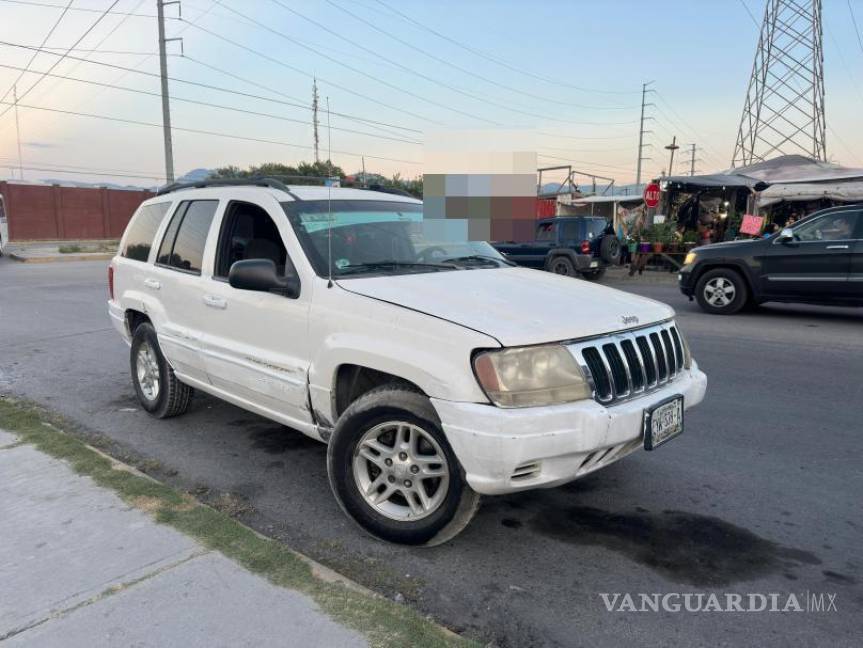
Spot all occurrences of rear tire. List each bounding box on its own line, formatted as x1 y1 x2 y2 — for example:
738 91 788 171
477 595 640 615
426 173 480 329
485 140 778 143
599 235 621 264
549 255 576 277
695 268 748 315
130 322 193 418
327 384 480 546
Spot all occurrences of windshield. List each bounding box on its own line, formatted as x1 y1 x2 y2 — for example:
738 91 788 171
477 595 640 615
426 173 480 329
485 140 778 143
281 199 511 277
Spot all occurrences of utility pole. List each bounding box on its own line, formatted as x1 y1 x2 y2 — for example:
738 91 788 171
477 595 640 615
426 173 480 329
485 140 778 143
157 1 181 183
312 78 320 163
635 81 654 188
687 143 700 176
12 84 23 180
664 136 679 178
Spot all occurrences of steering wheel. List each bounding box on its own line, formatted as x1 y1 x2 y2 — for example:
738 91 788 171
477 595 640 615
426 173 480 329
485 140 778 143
416 246 449 263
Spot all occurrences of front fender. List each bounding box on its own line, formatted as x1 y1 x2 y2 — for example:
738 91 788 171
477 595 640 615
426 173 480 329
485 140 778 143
307 286 498 425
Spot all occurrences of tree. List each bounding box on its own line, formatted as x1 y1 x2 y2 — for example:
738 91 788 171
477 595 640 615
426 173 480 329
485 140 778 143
210 160 345 185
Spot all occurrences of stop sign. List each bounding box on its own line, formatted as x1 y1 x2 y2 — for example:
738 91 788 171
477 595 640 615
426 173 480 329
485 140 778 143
643 182 661 208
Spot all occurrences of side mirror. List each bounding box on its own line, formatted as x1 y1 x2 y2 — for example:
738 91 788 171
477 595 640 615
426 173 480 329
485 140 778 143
777 227 795 243
228 259 300 298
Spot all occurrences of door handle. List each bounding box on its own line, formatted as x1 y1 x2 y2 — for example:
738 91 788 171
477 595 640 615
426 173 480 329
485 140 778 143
202 294 227 309
143 278 161 290
826 245 849 250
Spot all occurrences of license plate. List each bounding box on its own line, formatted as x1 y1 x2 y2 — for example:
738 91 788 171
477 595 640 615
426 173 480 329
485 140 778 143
643 395 684 450
590 261 599 268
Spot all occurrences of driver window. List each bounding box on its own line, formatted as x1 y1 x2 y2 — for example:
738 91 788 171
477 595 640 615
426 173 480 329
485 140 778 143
794 212 858 242
214 201 292 278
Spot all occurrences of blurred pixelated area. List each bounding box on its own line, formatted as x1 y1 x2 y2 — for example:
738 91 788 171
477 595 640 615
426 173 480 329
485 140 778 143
422 130 538 243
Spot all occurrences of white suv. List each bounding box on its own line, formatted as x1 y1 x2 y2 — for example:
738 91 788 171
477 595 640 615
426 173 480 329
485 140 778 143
108 179 707 545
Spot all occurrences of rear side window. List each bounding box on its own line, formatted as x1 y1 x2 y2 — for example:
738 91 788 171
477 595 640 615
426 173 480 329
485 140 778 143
122 202 171 262
584 218 608 239
156 200 218 274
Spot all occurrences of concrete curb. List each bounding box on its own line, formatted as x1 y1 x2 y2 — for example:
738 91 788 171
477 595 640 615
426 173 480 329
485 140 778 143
7 252 113 263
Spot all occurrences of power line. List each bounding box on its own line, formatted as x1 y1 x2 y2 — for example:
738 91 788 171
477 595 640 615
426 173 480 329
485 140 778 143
0 41 423 133
209 1 491 125
0 0 168 19
181 21 440 126
371 0 639 96
0 100 423 165
0 0 72 106
0 64 424 143
259 0 640 126
0 154 164 178
324 0 639 112
1 164 165 181
847 0 863 56
0 0 121 119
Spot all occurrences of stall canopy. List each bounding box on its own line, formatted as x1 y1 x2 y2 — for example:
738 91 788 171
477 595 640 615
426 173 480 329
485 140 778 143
724 155 863 185
662 174 768 192
756 181 863 207
661 155 863 204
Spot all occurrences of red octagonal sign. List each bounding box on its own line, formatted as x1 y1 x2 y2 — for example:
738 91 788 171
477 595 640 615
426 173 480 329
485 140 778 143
643 182 661 208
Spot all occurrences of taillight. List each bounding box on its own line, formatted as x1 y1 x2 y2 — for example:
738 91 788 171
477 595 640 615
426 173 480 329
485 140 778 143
108 265 115 300
580 240 591 254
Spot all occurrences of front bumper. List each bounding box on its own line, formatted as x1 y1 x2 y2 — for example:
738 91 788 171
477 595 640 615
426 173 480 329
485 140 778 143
432 363 707 495
678 264 696 297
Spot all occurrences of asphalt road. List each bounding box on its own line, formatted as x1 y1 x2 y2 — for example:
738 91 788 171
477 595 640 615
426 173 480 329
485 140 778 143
2 257 861 647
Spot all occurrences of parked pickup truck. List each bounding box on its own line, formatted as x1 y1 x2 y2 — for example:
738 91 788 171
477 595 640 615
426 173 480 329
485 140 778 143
493 216 621 280
108 179 706 545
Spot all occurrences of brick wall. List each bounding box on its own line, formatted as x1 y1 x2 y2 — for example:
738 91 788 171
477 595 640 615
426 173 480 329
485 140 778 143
0 181 154 241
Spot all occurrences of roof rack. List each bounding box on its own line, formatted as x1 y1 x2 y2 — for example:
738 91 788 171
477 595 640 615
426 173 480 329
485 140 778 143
155 177 292 196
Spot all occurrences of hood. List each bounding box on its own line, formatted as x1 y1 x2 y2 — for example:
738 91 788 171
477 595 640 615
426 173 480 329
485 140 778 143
695 238 764 254
337 267 674 347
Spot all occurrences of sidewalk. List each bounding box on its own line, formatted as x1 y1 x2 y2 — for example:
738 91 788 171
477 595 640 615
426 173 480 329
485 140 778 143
0 402 470 648
601 264 680 285
3 240 116 263
0 428 367 647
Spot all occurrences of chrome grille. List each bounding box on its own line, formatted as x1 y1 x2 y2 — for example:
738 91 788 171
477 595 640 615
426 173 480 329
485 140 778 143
569 322 686 405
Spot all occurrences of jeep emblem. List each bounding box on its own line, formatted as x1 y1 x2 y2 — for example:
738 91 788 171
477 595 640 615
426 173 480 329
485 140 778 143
621 315 639 326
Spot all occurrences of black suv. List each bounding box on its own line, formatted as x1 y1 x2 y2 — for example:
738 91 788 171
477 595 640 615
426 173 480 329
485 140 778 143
679 204 863 314
492 216 620 280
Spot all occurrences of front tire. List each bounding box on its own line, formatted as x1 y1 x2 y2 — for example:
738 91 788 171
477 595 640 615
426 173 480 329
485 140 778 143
130 322 193 418
695 268 748 315
327 385 480 545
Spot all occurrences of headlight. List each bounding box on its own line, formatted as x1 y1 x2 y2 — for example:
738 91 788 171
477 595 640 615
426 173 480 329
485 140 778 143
473 344 591 408
683 251 697 266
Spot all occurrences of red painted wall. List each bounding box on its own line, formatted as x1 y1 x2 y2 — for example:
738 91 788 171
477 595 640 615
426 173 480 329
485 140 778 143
0 181 154 241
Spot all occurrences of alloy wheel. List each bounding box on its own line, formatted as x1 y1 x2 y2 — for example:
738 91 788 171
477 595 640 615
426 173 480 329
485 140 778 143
704 276 736 308
136 342 161 401
352 421 450 521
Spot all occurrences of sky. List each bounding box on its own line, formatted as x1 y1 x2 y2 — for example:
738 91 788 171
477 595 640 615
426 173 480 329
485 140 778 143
0 0 861 189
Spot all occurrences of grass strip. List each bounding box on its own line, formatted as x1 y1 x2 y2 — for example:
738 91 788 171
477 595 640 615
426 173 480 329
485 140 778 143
0 396 476 648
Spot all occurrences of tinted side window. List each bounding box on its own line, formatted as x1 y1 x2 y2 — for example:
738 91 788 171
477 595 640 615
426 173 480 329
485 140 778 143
157 200 218 274
536 222 556 241
560 221 582 240
795 211 858 242
122 202 171 262
585 218 608 238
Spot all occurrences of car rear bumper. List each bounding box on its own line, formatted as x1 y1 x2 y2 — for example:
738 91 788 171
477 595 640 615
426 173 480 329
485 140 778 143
573 254 603 271
431 362 707 495
108 300 131 343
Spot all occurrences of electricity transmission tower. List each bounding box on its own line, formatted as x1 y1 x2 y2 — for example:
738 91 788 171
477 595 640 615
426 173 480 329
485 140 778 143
635 81 655 187
732 0 826 167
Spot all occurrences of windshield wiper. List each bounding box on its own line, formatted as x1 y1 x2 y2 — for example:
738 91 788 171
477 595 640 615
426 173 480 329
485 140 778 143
443 255 514 267
337 260 456 275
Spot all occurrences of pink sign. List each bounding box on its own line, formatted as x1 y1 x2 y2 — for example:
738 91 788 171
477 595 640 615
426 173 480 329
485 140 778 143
739 214 764 236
